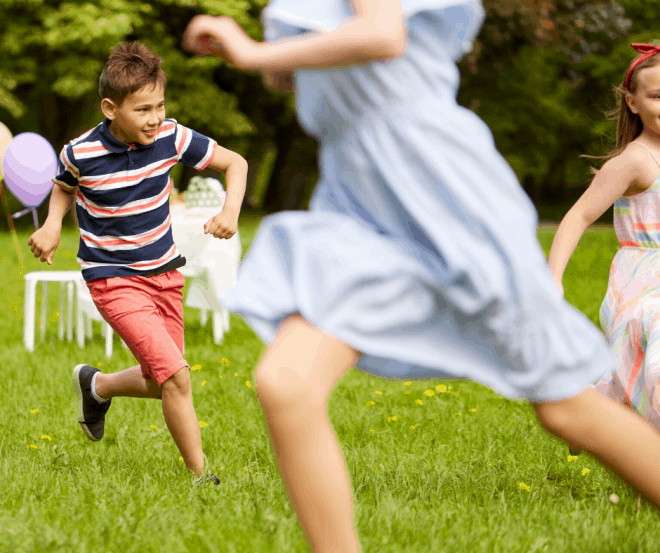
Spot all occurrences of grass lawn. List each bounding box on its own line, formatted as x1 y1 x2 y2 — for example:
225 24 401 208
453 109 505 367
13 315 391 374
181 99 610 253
0 218 657 553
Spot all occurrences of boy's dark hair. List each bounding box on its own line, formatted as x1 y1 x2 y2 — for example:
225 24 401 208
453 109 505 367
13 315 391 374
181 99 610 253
99 41 167 105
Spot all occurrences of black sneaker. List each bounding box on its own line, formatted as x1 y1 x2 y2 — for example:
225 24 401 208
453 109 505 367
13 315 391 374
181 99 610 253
72 364 112 441
194 473 221 486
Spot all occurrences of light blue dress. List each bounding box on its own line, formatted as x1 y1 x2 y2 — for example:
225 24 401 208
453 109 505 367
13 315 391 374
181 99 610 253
220 0 614 401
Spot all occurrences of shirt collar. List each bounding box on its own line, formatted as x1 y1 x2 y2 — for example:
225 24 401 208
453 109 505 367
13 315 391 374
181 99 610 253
99 118 153 153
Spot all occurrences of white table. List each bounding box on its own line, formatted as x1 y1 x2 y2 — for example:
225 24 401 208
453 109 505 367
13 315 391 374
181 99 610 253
170 205 241 344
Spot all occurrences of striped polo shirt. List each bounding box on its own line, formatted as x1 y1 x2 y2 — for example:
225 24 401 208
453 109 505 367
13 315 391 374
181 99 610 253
53 117 216 281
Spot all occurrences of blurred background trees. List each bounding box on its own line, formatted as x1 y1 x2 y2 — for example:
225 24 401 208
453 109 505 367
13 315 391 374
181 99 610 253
0 0 658 228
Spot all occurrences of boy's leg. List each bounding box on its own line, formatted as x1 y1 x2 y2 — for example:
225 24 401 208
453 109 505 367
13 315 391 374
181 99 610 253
95 366 162 399
255 314 361 553
161 366 204 476
534 388 660 508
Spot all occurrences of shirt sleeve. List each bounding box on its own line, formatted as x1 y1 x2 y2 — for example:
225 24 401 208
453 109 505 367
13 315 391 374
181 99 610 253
52 143 79 193
174 123 217 170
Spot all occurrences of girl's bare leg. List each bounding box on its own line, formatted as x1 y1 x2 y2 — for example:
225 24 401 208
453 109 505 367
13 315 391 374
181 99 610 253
534 388 660 507
255 315 361 553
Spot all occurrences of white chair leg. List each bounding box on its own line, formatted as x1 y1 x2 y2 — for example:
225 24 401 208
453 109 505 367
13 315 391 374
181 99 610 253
67 282 74 342
222 308 230 332
200 308 209 327
212 311 224 344
85 313 92 339
105 322 113 358
76 304 85 348
58 282 65 340
23 280 37 352
40 282 48 341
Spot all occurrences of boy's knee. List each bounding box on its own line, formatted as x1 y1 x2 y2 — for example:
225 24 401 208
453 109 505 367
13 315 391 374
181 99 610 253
161 366 191 396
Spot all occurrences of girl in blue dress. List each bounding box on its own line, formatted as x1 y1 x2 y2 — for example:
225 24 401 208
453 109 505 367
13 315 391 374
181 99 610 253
183 1 660 550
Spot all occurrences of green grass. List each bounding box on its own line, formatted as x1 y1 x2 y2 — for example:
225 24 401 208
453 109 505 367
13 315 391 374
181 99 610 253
0 220 657 552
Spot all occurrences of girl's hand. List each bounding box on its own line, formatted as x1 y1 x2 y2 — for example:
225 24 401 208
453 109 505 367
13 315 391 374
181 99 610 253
204 209 238 240
182 15 259 69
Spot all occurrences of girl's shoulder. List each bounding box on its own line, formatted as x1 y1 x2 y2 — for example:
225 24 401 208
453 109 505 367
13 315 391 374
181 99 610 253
608 140 660 196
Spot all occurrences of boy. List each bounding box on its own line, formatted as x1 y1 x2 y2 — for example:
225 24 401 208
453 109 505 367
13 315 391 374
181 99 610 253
27 41 248 481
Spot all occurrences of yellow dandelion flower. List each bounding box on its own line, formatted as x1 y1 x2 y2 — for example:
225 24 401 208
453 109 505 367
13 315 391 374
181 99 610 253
519 482 530 492
234 372 238 376
582 468 590 476
410 425 416 429
190 364 202 371
98 362 103 367
387 417 391 422
391 416 398 421
245 381 252 388
28 444 38 450
469 408 477 413
365 400 375 406
424 389 435 397
404 382 411 386
40 435 52 441
179 457 184 462
455 412 462 416
222 358 230 366
488 463 492 467
201 381 207 387
30 409 39 414
448 385 452 392
219 375 223 379
435 384 447 393
199 421 208 428
375 390 383 395
567 455 578 462
415 399 423 405
369 429 374 432
150 425 158 431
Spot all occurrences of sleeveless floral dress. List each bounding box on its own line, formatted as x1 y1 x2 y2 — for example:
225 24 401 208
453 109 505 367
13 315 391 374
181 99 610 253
595 143 660 428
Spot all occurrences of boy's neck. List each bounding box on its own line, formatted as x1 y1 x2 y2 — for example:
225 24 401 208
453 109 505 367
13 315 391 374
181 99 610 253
108 120 134 146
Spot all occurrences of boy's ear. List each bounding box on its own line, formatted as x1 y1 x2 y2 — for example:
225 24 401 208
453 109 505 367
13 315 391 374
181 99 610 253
101 98 118 120
625 93 639 115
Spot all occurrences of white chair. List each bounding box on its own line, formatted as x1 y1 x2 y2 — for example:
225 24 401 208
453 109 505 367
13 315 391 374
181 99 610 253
23 271 118 358
23 271 79 352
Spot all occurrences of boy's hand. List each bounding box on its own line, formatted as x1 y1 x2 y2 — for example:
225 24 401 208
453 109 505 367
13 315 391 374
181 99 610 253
204 209 238 240
182 15 258 70
27 221 62 265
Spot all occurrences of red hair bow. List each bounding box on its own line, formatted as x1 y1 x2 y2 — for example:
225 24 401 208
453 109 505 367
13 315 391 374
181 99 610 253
625 43 660 90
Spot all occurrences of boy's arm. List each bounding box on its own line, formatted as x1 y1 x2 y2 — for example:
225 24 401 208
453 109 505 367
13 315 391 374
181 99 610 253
202 145 248 239
28 185 78 264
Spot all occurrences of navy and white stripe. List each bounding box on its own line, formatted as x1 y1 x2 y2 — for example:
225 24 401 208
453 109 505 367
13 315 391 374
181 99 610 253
53 118 216 281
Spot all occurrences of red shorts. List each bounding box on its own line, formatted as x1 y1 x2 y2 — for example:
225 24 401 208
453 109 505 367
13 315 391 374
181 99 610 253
87 270 188 386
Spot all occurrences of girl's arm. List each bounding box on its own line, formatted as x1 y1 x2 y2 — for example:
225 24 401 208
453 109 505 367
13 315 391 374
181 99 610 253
182 0 406 71
547 148 648 294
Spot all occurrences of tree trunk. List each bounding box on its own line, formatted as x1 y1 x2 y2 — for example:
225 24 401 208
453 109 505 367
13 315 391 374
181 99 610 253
263 123 296 212
243 137 273 208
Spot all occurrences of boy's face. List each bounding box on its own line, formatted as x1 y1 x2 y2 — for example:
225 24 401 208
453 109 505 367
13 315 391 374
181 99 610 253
101 84 166 146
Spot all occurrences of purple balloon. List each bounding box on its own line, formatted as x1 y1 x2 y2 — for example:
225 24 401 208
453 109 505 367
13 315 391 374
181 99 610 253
2 132 57 208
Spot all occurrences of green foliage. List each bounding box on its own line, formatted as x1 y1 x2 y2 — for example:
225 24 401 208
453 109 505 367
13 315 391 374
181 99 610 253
0 0 265 144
